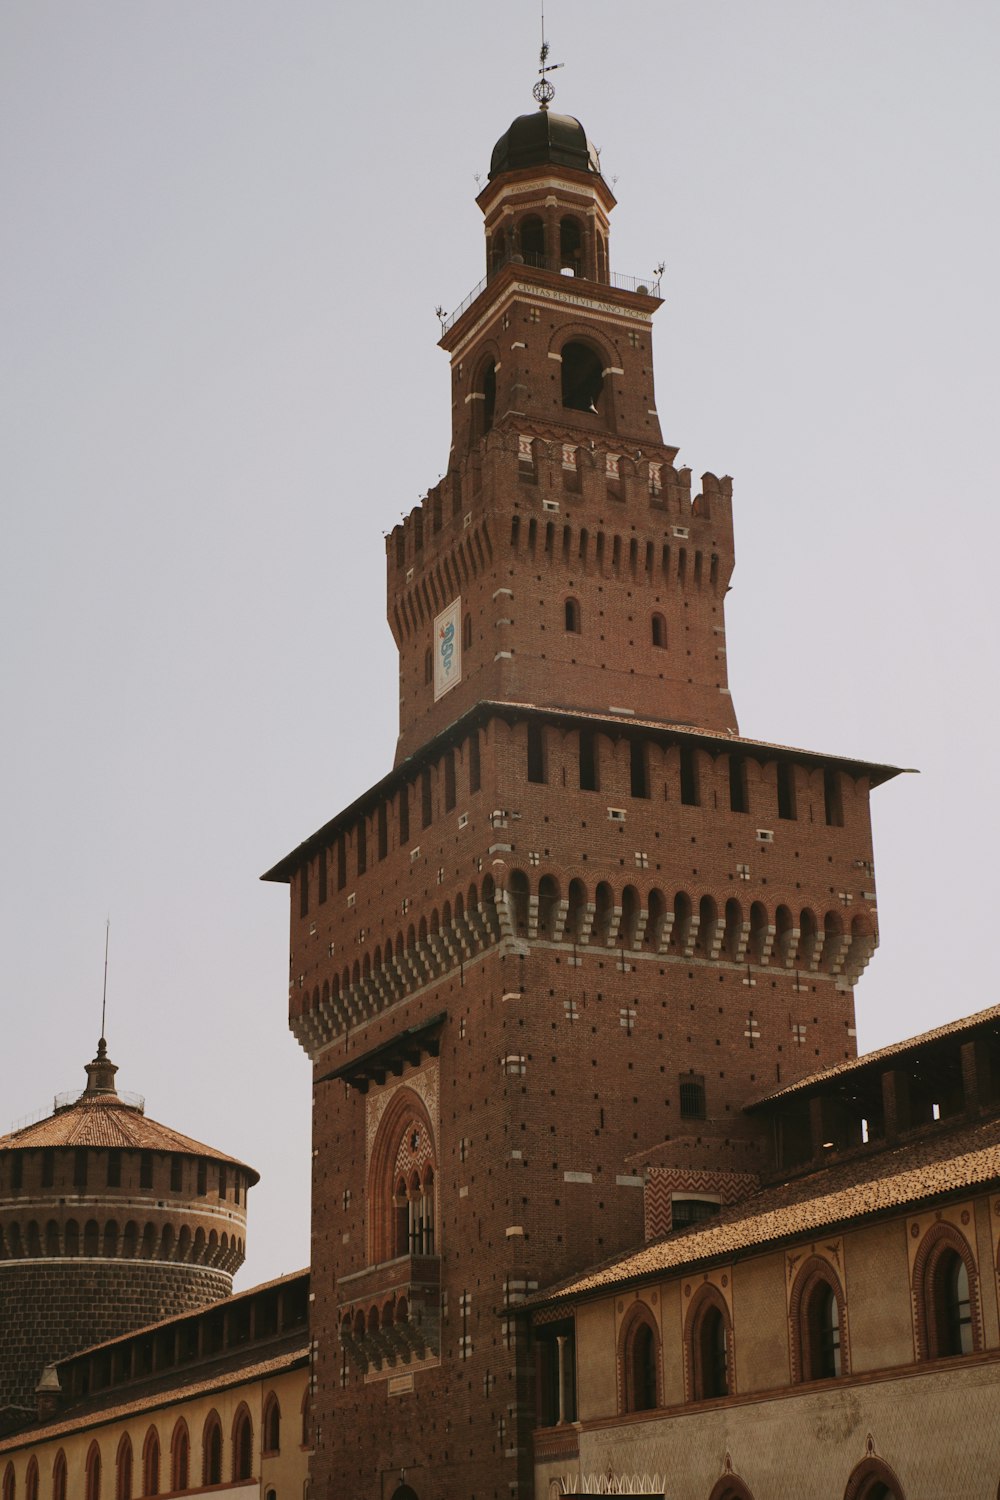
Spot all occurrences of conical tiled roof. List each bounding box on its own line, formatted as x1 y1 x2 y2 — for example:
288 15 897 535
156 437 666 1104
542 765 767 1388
0 1038 258 1182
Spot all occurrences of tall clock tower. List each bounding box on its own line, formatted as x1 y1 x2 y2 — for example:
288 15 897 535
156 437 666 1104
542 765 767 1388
266 96 894 1500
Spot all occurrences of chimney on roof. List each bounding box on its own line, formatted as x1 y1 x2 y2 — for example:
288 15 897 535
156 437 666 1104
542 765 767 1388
83 1036 119 1098
34 1364 61 1421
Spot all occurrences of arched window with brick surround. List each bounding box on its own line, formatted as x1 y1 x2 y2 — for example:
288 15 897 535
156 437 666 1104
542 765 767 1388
85 1442 102 1500
52 1453 67 1500
24 1460 37 1500
843 1455 907 1500
789 1256 848 1382
202 1412 222 1487
2 1463 14 1500
368 1087 438 1265
114 1435 132 1500
914 1221 980 1360
169 1421 189 1493
708 1478 756 1500
141 1428 160 1496
263 1391 281 1454
685 1285 733 1402
231 1405 253 1483
618 1302 660 1413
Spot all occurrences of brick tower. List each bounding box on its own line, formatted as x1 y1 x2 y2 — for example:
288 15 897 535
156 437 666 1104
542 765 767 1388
266 101 898 1500
0 1037 257 1425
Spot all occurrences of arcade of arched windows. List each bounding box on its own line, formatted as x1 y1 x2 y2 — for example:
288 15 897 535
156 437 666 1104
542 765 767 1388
508 509 720 594
485 210 599 281
5 1385 308 1500
0 1216 244 1270
340 1284 439 1376
293 871 877 1054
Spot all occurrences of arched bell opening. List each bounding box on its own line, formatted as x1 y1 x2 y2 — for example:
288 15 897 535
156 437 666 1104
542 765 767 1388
561 340 606 418
559 215 584 275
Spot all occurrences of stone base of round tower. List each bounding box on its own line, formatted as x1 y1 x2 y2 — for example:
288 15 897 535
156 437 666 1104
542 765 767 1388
0 1260 231 1415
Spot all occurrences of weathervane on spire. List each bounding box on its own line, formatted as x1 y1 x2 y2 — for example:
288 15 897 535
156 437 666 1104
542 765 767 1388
532 4 562 109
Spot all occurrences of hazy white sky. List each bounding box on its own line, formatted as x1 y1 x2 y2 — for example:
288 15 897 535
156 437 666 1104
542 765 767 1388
2 1 998 1289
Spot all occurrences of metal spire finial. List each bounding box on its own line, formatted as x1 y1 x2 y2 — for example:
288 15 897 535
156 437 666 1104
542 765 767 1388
100 917 110 1045
532 4 562 109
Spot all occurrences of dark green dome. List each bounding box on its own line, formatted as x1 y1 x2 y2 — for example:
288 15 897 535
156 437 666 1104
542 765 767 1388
489 110 602 181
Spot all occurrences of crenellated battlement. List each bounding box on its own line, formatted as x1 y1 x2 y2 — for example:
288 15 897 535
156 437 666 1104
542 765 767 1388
386 428 733 581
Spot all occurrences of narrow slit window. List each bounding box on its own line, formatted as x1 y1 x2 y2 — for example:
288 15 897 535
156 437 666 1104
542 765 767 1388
777 761 797 820
679 745 699 806
630 740 649 799
579 731 598 792
468 731 481 793
421 767 433 828
824 767 844 827
444 749 456 811
729 754 748 813
527 723 546 784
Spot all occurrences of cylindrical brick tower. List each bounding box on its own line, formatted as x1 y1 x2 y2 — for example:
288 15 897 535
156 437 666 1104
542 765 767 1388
0 1037 258 1421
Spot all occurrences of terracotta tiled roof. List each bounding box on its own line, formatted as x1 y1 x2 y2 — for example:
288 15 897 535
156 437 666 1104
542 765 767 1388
0 1097 258 1178
0 1346 309 1454
526 1114 1000 1308
747 1002 1000 1109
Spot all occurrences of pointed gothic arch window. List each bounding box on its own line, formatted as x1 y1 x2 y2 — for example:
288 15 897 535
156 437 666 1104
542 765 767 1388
708 1480 757 1500
202 1413 222 1487
368 1089 438 1264
52 1453 67 1500
115 1436 132 1500
231 1406 253 1483
263 1392 281 1454
843 1458 906 1500
85 1443 102 1500
24 1461 37 1500
141 1429 160 1497
2 1464 14 1500
170 1421 189 1493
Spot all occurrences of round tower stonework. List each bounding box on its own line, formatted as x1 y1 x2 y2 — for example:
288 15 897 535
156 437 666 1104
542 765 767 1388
0 1039 257 1420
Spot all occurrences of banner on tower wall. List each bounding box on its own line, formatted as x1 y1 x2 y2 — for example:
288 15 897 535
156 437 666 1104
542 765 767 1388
433 597 462 702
